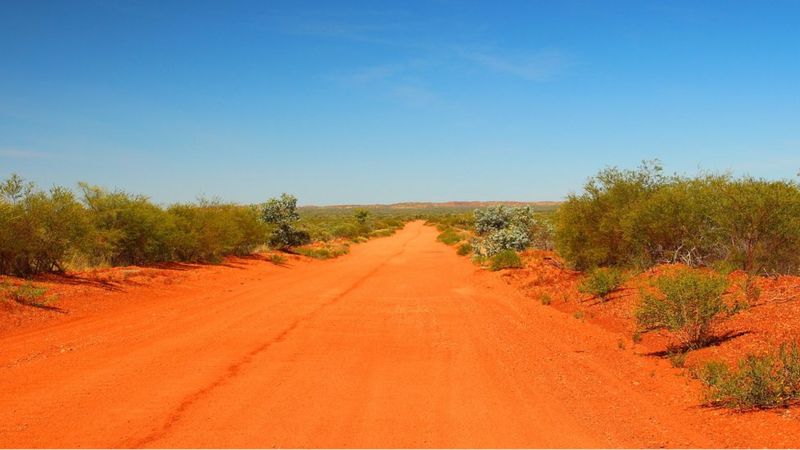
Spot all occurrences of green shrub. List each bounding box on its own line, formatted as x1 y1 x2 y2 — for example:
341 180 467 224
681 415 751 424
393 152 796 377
636 268 728 349
473 206 535 256
0 175 279 273
668 350 688 368
555 162 800 274
0 175 90 275
330 222 361 240
81 185 267 265
437 228 463 245
1 281 55 307
696 342 800 409
80 183 175 265
489 250 522 271
471 206 553 256
295 243 349 260
369 228 395 238
168 201 267 263
354 209 369 225
296 207 412 244
267 254 287 265
578 267 625 300
262 194 311 249
457 242 472 256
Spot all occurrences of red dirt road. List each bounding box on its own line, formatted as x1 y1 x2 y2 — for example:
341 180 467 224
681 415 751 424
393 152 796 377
1 222 798 448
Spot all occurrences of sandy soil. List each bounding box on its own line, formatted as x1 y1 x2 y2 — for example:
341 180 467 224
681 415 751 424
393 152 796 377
1 222 799 448
504 250 800 369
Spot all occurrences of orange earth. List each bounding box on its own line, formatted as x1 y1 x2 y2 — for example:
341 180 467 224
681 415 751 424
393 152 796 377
1 221 799 448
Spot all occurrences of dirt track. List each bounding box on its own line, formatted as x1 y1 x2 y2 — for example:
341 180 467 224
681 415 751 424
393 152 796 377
1 222 798 448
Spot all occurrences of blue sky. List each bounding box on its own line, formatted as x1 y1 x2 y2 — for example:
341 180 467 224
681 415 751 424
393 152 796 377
1 1 798 205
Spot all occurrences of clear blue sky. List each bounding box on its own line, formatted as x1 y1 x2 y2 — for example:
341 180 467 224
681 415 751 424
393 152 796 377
1 1 798 205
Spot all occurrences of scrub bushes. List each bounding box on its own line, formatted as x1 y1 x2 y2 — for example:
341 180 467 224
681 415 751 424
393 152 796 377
297 208 407 243
472 205 551 257
262 194 311 250
578 267 625 301
0 175 89 275
489 249 523 271
555 161 800 274
0 174 279 274
437 228 464 245
636 268 729 349
697 342 800 409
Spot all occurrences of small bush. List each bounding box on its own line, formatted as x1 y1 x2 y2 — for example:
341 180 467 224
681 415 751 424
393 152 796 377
262 194 311 249
539 293 552 305
554 162 800 274
578 267 625 300
295 243 349 260
268 254 287 265
472 205 550 257
696 342 800 409
354 209 369 225
668 350 688 368
369 228 395 238
489 250 522 271
457 242 472 256
734 275 761 308
1 176 89 275
330 223 361 240
636 268 728 349
437 228 463 245
1 281 54 307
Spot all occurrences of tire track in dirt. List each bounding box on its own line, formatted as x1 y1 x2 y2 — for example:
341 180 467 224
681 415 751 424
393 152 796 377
2 222 799 448
128 226 423 447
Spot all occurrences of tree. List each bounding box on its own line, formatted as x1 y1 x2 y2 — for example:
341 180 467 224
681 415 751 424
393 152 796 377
354 208 370 225
261 194 310 249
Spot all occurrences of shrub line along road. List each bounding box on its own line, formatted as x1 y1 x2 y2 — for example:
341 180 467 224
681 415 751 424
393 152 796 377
0 222 797 448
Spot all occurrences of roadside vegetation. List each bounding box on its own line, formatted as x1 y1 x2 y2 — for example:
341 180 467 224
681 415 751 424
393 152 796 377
1 280 56 308
0 175 269 275
578 267 626 301
636 268 729 350
0 174 414 277
297 207 410 243
555 160 800 275
696 342 800 409
5 164 800 414
430 204 555 273
489 250 523 271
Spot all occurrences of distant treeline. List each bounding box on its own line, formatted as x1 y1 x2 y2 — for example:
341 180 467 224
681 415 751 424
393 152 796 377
0 175 408 277
0 175 269 276
555 161 800 275
5 162 800 277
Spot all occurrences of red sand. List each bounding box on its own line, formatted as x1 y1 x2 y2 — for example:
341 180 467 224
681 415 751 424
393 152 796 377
1 222 798 447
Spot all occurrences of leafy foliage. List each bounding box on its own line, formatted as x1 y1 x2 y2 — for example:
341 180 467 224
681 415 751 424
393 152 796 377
1 281 55 307
261 194 311 249
437 228 463 245
296 207 407 243
697 342 800 409
636 268 729 349
555 161 800 274
578 267 625 300
294 242 350 259
489 249 523 271
0 175 89 275
0 174 274 274
472 205 551 257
